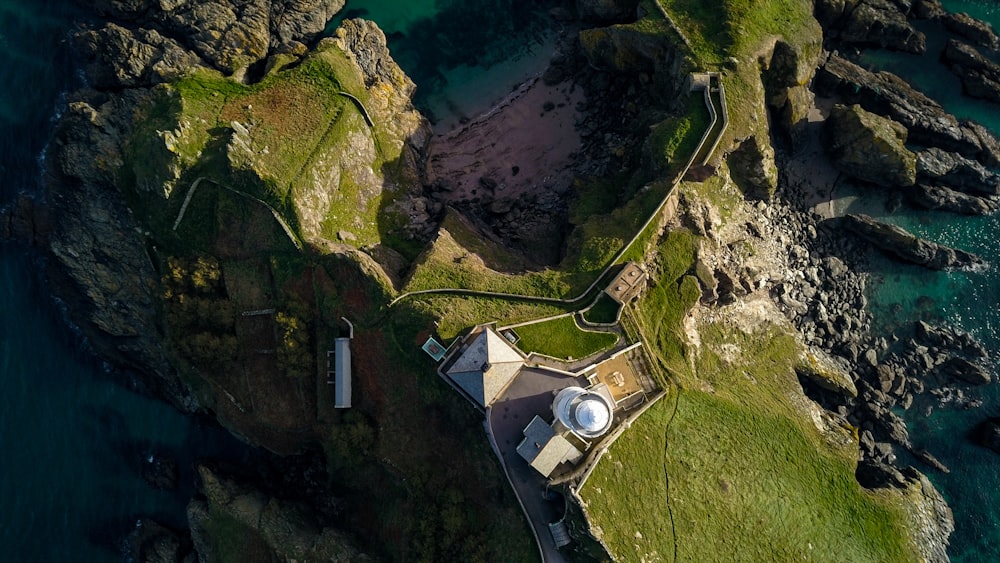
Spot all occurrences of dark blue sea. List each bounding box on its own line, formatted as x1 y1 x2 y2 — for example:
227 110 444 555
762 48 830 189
3 0 998 560
0 0 556 560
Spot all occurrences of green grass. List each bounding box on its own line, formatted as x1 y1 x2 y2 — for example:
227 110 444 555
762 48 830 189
583 293 622 324
405 295 571 342
514 316 618 360
630 230 701 379
582 321 920 562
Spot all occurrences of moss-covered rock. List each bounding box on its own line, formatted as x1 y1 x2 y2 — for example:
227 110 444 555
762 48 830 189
189 465 371 562
728 135 778 201
823 104 917 188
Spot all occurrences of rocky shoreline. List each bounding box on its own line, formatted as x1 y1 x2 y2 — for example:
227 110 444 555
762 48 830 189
10 0 1000 559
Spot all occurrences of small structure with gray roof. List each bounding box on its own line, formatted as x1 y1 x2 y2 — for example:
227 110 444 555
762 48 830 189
517 415 584 478
334 317 354 409
604 262 648 304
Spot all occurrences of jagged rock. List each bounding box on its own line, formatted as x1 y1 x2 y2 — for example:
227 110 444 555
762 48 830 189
899 467 955 563
942 12 1000 50
270 0 347 47
856 458 908 488
189 465 371 562
728 135 779 200
126 517 194 563
915 320 989 358
912 0 945 19
797 351 859 398
816 54 1000 167
916 147 1000 195
908 183 999 215
823 104 916 187
74 23 204 88
141 452 180 490
942 39 1000 104
842 214 985 270
578 20 689 95
937 357 991 385
911 448 950 474
815 0 926 53
974 418 1000 454
576 0 639 23
763 38 823 146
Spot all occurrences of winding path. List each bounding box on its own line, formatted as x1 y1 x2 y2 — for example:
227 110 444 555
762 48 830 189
388 73 728 311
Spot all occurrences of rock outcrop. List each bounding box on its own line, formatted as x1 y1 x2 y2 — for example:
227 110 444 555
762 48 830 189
188 465 370 562
80 0 346 75
975 418 1000 454
909 183 999 215
942 39 1000 104
74 23 204 89
763 38 823 147
576 0 640 23
942 11 1000 50
823 103 916 187
916 147 1000 195
816 54 1000 167
814 0 926 53
842 214 985 270
728 135 779 200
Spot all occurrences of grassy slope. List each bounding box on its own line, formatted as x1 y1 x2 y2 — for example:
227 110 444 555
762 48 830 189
514 315 619 360
402 89 710 301
580 3 921 560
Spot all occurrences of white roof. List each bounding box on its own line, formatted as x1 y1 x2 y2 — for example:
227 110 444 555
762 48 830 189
576 399 610 432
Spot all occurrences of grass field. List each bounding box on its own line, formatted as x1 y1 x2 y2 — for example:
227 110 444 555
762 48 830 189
514 316 619 360
583 318 920 562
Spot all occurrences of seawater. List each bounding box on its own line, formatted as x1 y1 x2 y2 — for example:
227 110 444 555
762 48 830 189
0 0 562 560
857 1 1000 559
331 0 562 130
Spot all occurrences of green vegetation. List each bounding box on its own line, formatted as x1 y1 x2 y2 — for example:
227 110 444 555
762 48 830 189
583 293 622 324
204 508 275 563
583 323 918 562
630 230 701 377
514 316 619 360
403 295 570 342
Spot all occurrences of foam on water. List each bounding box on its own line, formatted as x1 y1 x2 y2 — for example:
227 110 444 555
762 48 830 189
858 3 1000 558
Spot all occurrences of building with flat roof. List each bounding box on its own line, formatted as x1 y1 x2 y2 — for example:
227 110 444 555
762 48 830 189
605 262 648 304
441 324 527 408
334 317 354 409
516 415 584 478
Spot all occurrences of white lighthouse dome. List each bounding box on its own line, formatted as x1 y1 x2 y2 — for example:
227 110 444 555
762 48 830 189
575 399 610 433
553 386 614 438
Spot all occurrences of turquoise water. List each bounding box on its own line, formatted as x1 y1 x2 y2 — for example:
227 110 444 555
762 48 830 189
859 2 1000 559
332 0 561 129
0 1 563 560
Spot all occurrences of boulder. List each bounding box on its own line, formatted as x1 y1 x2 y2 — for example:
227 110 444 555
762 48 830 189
937 357 991 385
974 418 1000 454
728 135 779 200
576 0 639 23
916 147 1000 195
910 448 950 473
73 23 204 89
841 214 985 270
912 0 945 19
908 183 999 215
815 0 926 53
125 517 194 563
823 104 917 187
915 320 989 358
942 12 1000 50
816 54 1000 167
942 40 1000 104
763 38 823 145
189 465 372 561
